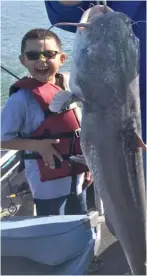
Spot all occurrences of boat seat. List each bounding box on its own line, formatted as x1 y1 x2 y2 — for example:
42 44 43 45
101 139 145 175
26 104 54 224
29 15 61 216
1 212 101 275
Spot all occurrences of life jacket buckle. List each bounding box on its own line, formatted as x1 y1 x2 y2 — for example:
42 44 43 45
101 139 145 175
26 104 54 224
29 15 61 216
65 105 70 111
61 105 70 112
75 129 81 138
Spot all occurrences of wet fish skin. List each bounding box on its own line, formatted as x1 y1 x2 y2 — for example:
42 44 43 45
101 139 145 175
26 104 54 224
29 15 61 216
77 12 146 275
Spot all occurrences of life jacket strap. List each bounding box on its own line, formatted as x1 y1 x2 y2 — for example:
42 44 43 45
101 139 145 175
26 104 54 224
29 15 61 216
44 104 76 118
28 128 81 140
23 152 70 160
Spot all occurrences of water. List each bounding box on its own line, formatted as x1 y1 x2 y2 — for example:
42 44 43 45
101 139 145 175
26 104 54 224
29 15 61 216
1 1 75 109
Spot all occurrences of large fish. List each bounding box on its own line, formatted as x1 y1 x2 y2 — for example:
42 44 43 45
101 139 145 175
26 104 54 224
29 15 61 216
49 4 146 275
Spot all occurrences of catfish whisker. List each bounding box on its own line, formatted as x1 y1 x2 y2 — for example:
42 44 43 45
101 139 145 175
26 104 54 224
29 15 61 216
131 20 146 27
77 6 85 13
89 3 95 8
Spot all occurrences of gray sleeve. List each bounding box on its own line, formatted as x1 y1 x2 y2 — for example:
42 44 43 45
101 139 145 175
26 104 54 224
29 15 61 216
1 90 26 141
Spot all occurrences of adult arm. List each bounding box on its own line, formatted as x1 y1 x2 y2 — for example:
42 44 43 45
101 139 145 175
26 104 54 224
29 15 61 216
44 0 97 32
45 1 143 31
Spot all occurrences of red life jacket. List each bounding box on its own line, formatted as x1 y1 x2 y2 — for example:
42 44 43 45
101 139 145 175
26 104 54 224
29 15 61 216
9 76 88 182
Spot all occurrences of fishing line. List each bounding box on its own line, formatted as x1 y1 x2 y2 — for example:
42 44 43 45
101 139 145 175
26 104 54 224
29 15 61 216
1 65 20 80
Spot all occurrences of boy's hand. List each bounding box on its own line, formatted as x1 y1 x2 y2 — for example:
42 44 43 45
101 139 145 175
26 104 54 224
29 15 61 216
36 139 63 169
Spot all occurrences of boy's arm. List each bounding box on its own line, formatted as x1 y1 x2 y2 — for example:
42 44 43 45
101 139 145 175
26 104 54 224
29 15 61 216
1 92 62 169
1 138 62 169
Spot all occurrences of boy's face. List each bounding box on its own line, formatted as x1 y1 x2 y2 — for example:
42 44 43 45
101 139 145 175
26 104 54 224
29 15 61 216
20 38 66 83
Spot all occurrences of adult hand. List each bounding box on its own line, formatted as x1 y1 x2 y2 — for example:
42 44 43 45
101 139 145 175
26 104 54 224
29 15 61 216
82 171 93 190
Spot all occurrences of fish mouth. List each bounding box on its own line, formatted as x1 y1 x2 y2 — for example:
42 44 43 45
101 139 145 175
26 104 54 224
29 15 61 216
86 4 113 22
48 4 113 30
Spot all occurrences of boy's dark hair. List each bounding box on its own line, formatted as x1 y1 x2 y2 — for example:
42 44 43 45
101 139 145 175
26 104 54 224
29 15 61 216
21 28 62 54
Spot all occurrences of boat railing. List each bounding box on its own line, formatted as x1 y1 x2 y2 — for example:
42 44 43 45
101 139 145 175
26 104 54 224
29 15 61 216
0 150 20 183
0 150 18 167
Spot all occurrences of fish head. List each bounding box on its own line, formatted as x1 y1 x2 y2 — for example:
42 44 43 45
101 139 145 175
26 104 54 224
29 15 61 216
70 10 139 105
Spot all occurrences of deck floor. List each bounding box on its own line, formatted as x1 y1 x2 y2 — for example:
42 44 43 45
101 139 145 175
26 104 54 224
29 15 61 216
92 223 130 275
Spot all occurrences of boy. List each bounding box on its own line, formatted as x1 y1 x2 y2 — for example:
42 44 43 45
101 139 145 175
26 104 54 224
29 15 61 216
1 28 89 216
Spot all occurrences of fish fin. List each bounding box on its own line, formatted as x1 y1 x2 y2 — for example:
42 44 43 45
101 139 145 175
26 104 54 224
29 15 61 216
49 90 78 112
70 154 88 166
136 132 147 151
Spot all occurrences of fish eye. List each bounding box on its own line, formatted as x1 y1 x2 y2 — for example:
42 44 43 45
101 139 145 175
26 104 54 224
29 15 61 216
86 47 92 54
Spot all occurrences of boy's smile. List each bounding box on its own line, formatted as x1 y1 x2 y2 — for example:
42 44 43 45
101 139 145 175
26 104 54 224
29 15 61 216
20 38 66 83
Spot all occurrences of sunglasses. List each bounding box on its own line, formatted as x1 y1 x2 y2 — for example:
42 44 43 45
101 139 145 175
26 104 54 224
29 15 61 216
24 50 60 61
